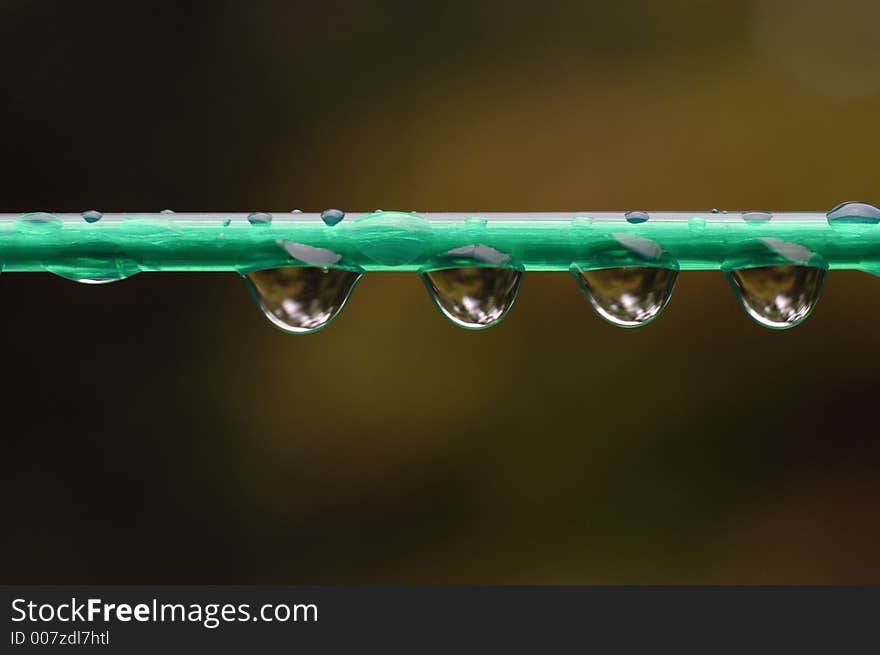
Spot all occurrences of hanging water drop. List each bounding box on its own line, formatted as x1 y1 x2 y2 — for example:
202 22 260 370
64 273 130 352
421 267 522 329
247 212 273 225
321 208 345 226
82 210 103 223
725 265 826 329
826 201 880 225
624 211 649 224
573 266 677 327
244 266 361 334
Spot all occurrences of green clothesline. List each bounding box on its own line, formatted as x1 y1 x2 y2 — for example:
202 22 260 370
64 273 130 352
1 204 877 332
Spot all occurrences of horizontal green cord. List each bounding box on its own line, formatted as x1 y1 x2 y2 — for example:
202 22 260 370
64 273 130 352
0 207 878 281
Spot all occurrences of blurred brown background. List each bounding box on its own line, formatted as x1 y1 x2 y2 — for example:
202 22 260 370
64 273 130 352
2 1 879 583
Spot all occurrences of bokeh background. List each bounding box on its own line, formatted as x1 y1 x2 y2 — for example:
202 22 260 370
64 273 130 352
3 0 880 583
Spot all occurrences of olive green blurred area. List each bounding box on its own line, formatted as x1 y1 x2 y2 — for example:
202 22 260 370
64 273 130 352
3 1 880 583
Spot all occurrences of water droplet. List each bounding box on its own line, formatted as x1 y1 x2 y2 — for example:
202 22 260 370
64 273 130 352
624 210 649 224
726 265 826 329
82 210 103 223
291 209 303 214
320 208 345 226
711 208 720 214
573 266 677 327
421 267 522 329
48 256 140 284
17 212 62 232
160 209 175 215
826 201 880 225
19 212 60 223
245 267 362 334
743 211 772 223
247 212 272 225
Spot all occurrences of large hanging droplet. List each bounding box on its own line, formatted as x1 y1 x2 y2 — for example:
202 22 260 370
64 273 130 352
421 267 522 329
244 266 362 334
726 265 826 329
573 266 678 327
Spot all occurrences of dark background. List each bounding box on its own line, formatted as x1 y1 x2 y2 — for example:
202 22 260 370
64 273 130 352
2 1 879 583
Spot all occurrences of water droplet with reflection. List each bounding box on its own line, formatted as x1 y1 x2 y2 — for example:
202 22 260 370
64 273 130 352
321 209 345 226
726 265 826 329
826 201 880 225
573 266 678 327
244 266 361 334
82 210 103 223
624 211 649 224
421 267 522 329
247 212 273 225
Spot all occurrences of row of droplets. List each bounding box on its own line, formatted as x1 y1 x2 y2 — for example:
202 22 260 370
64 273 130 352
74 209 348 226
34 201 880 227
244 261 827 334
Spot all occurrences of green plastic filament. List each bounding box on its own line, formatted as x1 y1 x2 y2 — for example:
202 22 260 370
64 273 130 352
1 203 878 332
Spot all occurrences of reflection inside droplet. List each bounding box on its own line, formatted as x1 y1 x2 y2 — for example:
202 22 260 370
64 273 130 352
726 265 826 329
245 266 362 334
421 267 522 329
82 210 103 223
77 277 117 285
574 266 677 327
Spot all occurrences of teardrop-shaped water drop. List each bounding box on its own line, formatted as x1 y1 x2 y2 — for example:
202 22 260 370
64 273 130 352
726 265 826 329
320 208 345 226
421 267 522 329
247 211 273 225
574 266 677 327
624 210 649 224
826 201 880 225
82 210 103 223
244 266 361 334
